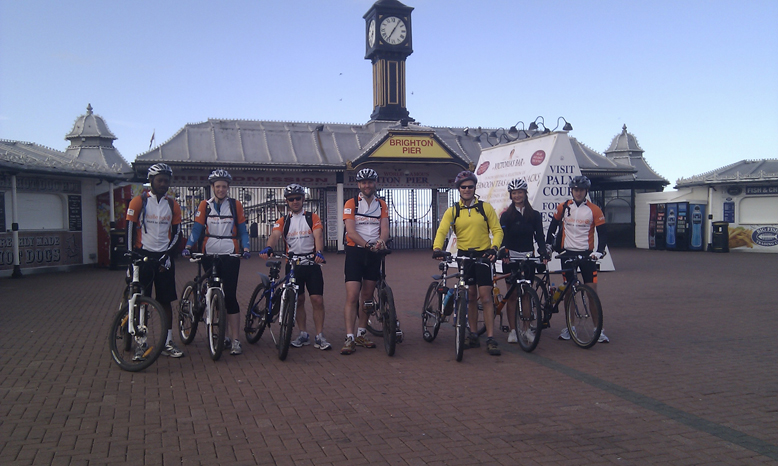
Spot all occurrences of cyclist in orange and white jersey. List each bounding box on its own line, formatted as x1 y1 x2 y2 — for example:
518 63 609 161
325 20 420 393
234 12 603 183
546 175 609 343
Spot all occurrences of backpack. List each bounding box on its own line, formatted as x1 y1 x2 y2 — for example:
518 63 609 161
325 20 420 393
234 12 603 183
283 212 315 240
139 193 185 254
196 197 239 251
343 195 384 244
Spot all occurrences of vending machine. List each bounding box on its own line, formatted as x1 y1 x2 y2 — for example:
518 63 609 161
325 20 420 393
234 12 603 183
655 204 667 250
688 204 706 251
675 203 688 251
648 204 657 249
666 203 678 250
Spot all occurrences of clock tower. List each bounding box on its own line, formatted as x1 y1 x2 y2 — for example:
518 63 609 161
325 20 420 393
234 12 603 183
364 0 414 122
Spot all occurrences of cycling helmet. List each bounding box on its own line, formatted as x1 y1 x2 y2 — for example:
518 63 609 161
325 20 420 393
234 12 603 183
568 175 591 190
208 169 232 184
507 178 528 192
147 163 173 180
284 183 306 198
355 168 378 181
454 170 478 188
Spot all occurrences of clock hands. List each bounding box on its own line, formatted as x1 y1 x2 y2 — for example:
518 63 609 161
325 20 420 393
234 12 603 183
387 21 400 41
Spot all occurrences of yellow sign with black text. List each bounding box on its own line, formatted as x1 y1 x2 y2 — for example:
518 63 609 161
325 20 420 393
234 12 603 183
370 135 452 159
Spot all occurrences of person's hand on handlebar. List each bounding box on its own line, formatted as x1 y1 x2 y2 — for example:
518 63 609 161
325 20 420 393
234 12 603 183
258 246 273 259
484 247 498 263
181 248 191 258
314 251 325 264
590 251 604 261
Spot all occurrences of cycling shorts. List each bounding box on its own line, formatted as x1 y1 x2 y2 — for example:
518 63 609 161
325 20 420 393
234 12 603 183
286 263 324 296
458 250 493 288
344 245 381 282
137 250 177 305
561 251 598 284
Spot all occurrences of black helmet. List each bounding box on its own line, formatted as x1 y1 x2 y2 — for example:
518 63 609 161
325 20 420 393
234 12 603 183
208 169 232 184
454 170 478 188
355 168 378 181
284 183 306 198
569 175 591 190
147 163 173 180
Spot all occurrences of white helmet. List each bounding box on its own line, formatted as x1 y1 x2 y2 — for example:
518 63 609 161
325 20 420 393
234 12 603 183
208 169 232 184
147 163 173 180
355 168 378 181
507 179 528 192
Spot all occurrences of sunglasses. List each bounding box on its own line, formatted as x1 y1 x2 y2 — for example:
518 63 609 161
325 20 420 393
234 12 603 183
459 185 475 190
286 196 303 202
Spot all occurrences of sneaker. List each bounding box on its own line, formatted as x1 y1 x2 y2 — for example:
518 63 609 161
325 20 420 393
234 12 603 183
340 337 356 355
133 343 148 361
521 329 535 344
558 327 571 340
224 337 231 350
162 341 184 358
486 337 501 356
465 332 480 349
355 335 376 348
598 330 610 343
507 329 518 344
314 335 332 350
230 339 242 355
291 333 311 348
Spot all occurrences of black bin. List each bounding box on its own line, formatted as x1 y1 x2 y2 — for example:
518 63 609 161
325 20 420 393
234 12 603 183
711 222 729 253
110 228 129 269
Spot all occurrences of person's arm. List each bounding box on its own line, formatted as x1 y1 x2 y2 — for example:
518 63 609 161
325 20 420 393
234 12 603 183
125 196 142 251
185 201 207 249
235 200 250 252
486 204 503 250
533 212 549 263
432 207 454 251
344 218 369 248
595 224 608 255
376 217 390 250
313 226 325 263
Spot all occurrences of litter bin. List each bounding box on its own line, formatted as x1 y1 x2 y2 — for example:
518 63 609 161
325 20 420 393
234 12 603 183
110 228 129 269
711 222 729 253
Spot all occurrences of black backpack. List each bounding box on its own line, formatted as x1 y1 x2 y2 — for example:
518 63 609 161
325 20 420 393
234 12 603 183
282 211 315 238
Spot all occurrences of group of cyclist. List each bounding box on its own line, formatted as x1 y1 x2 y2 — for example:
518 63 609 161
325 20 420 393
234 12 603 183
126 162 607 361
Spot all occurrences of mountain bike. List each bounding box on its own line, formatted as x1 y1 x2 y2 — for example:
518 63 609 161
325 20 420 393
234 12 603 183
108 251 168 372
428 250 489 362
362 248 400 356
177 253 241 361
479 252 543 352
534 253 603 348
245 253 317 360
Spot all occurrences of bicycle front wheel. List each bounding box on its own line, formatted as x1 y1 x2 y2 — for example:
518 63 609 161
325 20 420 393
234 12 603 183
421 282 442 342
178 281 199 345
245 283 269 344
380 285 397 356
455 290 467 362
277 289 296 361
533 276 551 328
565 284 603 349
108 297 167 372
207 291 227 361
516 285 542 353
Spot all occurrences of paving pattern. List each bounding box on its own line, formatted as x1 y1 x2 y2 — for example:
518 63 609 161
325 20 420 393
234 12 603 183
1 248 777 465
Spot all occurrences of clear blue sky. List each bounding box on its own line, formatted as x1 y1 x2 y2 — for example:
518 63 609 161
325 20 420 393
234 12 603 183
2 0 776 186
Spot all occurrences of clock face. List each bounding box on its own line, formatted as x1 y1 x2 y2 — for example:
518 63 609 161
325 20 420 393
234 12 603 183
368 19 376 48
379 16 407 45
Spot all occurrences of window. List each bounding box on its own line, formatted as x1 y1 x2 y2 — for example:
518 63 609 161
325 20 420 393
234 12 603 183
18 193 65 230
605 198 632 223
739 196 778 224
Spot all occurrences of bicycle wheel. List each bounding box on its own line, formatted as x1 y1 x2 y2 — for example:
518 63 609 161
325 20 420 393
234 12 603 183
108 297 167 372
380 285 397 356
565 284 603 349
120 287 132 352
533 276 551 327
455 290 467 362
421 282 442 342
207 290 227 361
277 288 296 361
178 281 199 345
365 288 383 337
245 283 269 344
516 285 542 353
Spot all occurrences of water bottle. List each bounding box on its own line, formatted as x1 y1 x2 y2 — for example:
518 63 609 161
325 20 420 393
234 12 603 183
552 284 566 303
549 283 557 303
442 288 455 315
493 286 504 313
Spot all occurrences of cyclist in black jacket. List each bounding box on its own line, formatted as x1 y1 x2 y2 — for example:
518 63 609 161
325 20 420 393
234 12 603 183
499 179 548 344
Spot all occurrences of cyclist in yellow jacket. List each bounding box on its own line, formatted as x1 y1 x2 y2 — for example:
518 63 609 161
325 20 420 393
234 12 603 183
433 170 504 355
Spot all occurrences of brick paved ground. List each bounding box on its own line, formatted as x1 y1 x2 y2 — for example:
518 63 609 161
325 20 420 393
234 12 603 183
1 248 777 465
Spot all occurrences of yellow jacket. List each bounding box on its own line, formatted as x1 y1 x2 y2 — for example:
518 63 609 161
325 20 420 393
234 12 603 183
433 199 503 251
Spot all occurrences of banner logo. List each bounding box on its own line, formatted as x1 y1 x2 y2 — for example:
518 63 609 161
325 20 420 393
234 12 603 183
476 161 490 175
531 150 546 166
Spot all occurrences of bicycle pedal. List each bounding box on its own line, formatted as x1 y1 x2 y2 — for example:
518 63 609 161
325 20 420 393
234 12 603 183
501 326 510 333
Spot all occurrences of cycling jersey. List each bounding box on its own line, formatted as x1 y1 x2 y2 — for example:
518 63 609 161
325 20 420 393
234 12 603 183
272 211 323 255
433 199 503 251
190 197 249 254
553 199 605 251
126 191 182 252
343 194 388 247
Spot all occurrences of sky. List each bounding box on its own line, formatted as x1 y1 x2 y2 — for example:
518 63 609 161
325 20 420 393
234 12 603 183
1 0 776 187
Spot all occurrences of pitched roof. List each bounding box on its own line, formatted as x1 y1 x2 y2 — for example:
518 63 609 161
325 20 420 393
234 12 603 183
0 139 131 179
676 159 778 187
603 125 669 185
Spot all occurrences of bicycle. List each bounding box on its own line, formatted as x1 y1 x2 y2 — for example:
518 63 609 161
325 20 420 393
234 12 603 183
361 248 401 356
427 250 490 362
533 253 603 348
177 253 241 361
478 251 543 352
245 253 318 360
108 251 169 372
